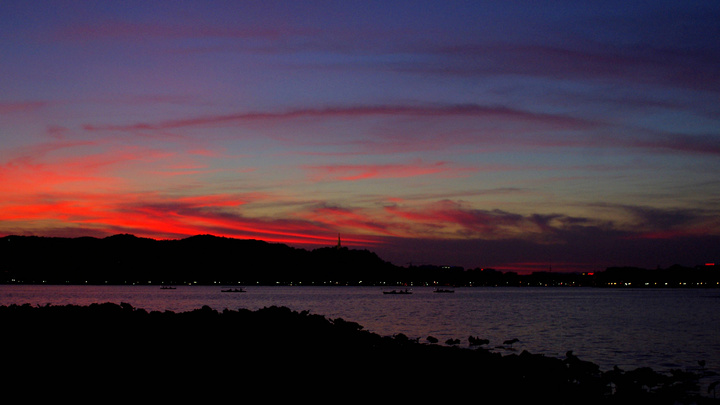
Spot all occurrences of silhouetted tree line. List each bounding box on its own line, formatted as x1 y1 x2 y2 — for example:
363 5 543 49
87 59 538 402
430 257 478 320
1 234 717 287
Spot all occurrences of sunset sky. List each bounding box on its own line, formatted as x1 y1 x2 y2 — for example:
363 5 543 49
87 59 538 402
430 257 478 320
1 1 718 273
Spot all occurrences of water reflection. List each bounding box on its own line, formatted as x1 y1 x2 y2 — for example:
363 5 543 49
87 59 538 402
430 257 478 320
0 284 718 376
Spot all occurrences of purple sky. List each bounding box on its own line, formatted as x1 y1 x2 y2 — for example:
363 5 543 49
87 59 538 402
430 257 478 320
1 1 718 273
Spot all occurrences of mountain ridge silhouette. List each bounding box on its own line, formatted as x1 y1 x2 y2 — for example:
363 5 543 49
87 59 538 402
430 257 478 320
0 233 402 285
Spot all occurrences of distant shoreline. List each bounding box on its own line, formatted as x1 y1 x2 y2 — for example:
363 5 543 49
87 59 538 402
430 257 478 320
1 281 718 288
2 234 718 288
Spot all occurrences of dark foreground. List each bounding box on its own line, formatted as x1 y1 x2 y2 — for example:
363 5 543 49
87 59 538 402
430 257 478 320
1 303 717 404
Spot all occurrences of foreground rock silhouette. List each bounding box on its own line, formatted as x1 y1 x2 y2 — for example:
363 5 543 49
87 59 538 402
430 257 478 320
1 303 716 404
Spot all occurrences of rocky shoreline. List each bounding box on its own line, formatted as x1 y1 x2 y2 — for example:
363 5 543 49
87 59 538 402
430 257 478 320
1 302 717 403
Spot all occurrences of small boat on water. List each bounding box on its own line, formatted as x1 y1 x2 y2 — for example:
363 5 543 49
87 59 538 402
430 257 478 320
433 288 454 293
160 286 176 290
383 289 412 295
221 288 246 293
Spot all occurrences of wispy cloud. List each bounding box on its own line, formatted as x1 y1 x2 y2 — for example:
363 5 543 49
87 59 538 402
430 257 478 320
304 160 475 182
298 204 396 238
606 204 720 240
82 103 593 132
80 101 720 157
383 200 536 239
0 101 49 114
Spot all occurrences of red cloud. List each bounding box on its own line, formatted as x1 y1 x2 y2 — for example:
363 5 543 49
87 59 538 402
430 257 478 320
0 141 176 197
0 190 346 247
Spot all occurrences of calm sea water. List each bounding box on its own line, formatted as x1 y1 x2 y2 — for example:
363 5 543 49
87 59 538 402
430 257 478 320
1 285 719 377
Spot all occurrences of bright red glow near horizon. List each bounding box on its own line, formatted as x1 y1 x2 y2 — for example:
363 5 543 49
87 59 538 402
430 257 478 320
1 1 719 270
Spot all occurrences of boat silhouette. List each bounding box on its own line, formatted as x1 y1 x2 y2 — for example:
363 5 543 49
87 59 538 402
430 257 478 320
383 289 412 295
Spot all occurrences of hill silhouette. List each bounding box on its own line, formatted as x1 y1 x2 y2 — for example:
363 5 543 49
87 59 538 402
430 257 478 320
0 234 403 285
